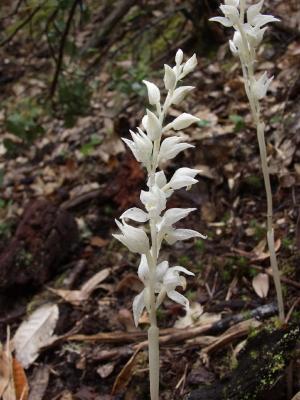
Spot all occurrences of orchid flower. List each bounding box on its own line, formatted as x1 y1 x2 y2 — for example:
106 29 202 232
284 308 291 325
113 50 206 399
210 1 285 322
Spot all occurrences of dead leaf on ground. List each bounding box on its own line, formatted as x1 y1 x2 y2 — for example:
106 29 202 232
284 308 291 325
252 273 269 298
48 268 110 306
28 366 50 400
112 348 146 395
97 363 115 379
13 304 59 369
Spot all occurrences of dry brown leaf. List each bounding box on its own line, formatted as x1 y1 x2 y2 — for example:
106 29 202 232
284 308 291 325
13 304 59 369
12 359 28 400
90 236 109 248
291 391 300 400
112 348 146 395
49 268 110 306
97 363 115 379
252 273 269 298
28 366 50 400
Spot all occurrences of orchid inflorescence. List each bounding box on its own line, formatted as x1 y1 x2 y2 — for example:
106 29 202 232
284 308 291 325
113 49 206 399
210 0 285 322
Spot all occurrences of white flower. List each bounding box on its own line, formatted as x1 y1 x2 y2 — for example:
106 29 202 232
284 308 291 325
247 1 280 28
220 4 240 25
156 207 207 246
113 220 150 254
167 167 200 190
209 16 234 27
181 54 197 78
140 185 167 218
175 49 183 65
122 128 153 168
252 72 273 100
132 256 194 326
143 80 161 106
165 228 207 245
142 109 162 141
164 64 177 90
171 86 194 105
147 170 167 189
120 207 149 222
158 136 194 164
168 113 200 131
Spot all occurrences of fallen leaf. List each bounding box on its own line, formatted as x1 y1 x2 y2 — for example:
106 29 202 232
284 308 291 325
97 363 115 378
28 366 50 400
49 268 110 306
175 303 204 329
252 273 269 298
12 359 29 400
13 304 59 368
90 236 109 248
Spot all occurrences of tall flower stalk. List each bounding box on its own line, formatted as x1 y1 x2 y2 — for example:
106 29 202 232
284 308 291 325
113 50 206 399
210 0 285 322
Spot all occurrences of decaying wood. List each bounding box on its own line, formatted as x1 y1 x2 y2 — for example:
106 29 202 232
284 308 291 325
186 324 300 400
0 199 78 291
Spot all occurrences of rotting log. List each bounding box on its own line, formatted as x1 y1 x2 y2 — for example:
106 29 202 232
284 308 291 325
186 324 300 400
0 199 78 291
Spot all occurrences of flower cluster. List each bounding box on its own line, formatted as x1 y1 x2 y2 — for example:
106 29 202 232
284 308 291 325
210 0 279 102
113 49 206 327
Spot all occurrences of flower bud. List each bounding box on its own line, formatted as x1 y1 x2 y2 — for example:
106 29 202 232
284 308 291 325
170 113 200 131
175 49 183 65
181 54 197 77
142 80 160 105
142 109 162 140
164 64 177 90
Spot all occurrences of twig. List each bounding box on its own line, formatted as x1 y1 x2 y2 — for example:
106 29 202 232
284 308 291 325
49 0 79 98
0 2 45 46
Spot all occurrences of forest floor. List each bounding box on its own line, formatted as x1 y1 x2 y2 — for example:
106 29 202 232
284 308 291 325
0 1 300 399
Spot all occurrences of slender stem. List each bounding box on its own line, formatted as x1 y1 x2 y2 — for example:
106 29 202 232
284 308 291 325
237 23 285 322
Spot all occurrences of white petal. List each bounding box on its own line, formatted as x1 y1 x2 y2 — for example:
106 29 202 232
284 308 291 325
120 207 149 222
220 5 240 24
247 0 264 24
167 290 189 308
122 138 140 161
162 208 196 226
113 220 150 254
175 49 183 65
209 16 233 27
158 136 194 163
156 260 169 281
225 0 239 6
144 109 162 140
229 40 238 55
165 228 207 244
169 266 195 276
171 113 200 130
133 290 145 327
171 86 194 105
137 254 149 283
181 54 197 77
142 80 161 105
252 14 280 28
164 64 177 90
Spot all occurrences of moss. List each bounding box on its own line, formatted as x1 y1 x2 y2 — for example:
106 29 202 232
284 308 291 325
15 248 33 268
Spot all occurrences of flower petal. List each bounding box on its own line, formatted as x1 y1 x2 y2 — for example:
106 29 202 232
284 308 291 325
167 290 189 309
132 290 145 327
209 16 233 27
120 207 149 222
165 228 207 244
142 80 161 105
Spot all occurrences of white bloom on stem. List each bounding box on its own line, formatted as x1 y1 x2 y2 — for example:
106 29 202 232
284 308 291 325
158 136 194 164
252 72 273 100
168 113 200 131
143 80 161 106
167 167 200 190
132 256 194 326
122 128 153 168
220 4 240 25
164 64 177 90
171 86 195 105
247 0 280 28
165 228 206 245
140 185 167 218
120 207 149 222
175 49 183 65
142 109 162 140
209 15 234 27
181 54 197 78
113 220 150 254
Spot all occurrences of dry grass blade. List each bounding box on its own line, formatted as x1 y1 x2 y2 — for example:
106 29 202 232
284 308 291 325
13 304 59 369
48 268 110 306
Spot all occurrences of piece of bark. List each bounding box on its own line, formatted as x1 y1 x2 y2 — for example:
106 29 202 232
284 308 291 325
0 199 78 291
186 324 300 400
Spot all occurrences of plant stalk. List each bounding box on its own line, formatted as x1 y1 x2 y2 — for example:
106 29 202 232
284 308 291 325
237 22 285 322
